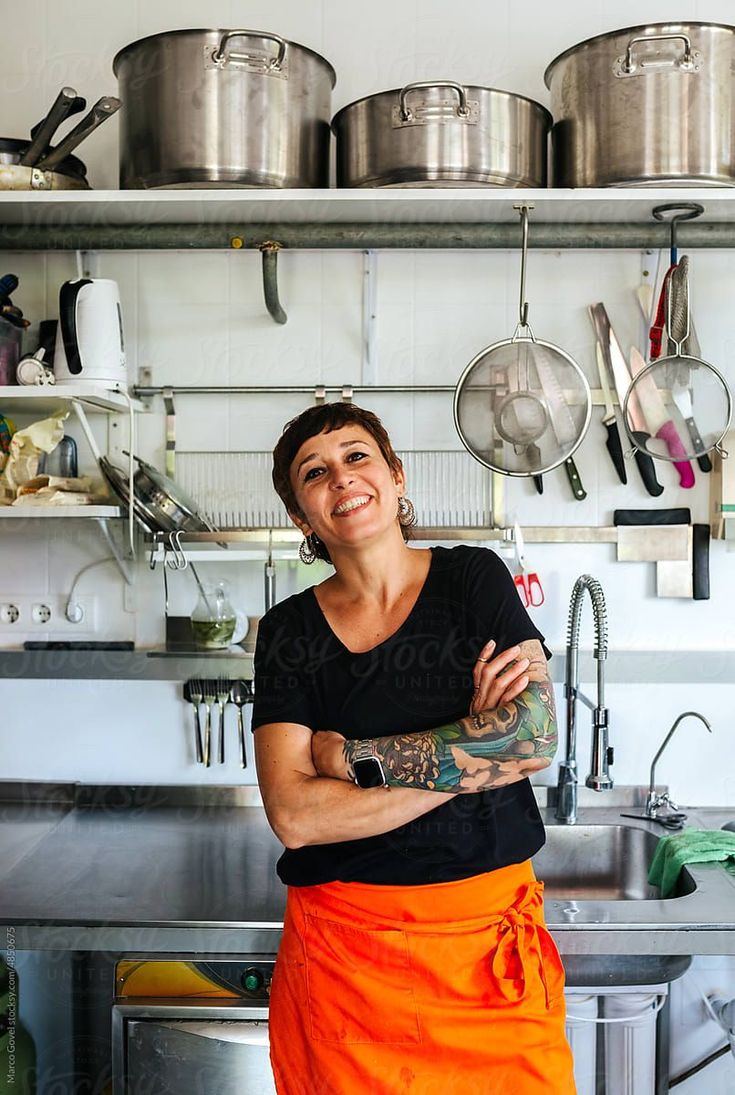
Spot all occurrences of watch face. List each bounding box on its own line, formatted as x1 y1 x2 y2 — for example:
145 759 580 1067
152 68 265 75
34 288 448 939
353 757 386 789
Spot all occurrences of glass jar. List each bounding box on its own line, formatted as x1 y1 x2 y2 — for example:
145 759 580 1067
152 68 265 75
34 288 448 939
190 581 237 650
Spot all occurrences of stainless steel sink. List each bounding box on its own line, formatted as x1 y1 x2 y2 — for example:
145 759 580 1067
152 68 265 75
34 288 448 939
533 824 695 902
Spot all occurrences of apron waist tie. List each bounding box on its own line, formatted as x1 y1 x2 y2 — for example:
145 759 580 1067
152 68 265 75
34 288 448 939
489 881 555 1008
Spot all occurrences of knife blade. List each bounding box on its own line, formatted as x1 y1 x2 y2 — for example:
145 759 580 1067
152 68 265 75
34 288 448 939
595 343 627 484
533 354 587 500
588 303 663 497
628 347 695 489
670 374 712 473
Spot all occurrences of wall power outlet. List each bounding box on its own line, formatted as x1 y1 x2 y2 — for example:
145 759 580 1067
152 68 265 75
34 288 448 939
0 596 97 634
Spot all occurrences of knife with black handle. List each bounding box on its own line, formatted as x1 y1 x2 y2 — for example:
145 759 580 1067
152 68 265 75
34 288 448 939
629 435 665 497
563 457 586 500
595 344 627 484
589 304 664 498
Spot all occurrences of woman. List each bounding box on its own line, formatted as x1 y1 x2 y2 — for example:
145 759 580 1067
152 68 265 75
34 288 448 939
252 402 576 1095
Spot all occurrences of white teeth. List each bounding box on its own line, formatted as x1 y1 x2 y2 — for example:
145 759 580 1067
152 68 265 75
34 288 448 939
334 496 371 515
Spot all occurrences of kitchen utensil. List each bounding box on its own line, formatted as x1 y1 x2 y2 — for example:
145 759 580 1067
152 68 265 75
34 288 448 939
264 537 276 612
626 337 731 467
37 436 77 478
533 352 587 499
454 206 591 478
202 679 216 768
16 348 55 386
53 278 127 386
0 137 88 190
627 346 695 487
191 583 236 650
36 96 120 171
216 677 230 764
332 81 550 188
184 679 205 764
113 29 335 189
20 87 86 167
662 256 712 473
588 303 663 497
230 679 252 769
0 316 23 385
545 23 735 187
120 452 217 534
595 343 627 483
513 523 544 608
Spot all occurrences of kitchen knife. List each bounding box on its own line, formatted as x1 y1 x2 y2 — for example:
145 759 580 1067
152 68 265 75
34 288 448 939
533 354 587 500
670 372 712 474
595 343 627 484
588 304 663 497
629 347 695 489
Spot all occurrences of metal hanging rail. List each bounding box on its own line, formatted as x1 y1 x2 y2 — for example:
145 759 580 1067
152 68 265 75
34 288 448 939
0 221 732 251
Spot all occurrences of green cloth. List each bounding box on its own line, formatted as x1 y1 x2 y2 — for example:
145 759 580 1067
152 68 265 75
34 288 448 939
648 829 735 898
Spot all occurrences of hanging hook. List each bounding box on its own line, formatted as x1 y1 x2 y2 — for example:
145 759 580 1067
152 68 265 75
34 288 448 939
652 202 704 266
165 529 188 571
514 204 532 329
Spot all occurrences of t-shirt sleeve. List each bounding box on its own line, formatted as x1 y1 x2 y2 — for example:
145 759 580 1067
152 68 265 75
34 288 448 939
464 546 552 661
250 603 318 732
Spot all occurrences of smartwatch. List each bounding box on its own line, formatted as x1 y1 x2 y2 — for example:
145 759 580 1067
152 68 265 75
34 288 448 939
351 741 388 788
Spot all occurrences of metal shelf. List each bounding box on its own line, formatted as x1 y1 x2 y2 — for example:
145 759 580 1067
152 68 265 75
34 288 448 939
0 647 728 683
149 526 619 547
0 187 734 228
0 506 121 519
0 384 138 415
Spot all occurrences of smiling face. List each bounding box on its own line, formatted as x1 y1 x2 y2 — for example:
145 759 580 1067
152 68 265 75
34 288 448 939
288 425 405 550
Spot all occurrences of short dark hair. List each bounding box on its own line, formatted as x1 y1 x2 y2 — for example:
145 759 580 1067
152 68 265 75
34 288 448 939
271 403 408 563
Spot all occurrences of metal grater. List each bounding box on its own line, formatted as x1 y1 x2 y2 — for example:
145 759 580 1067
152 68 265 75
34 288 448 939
175 450 494 530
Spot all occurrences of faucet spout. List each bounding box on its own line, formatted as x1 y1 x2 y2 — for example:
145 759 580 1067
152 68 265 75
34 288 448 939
646 711 712 818
555 575 611 824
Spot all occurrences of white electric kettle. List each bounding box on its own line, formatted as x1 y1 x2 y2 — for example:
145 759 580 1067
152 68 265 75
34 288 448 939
53 278 127 386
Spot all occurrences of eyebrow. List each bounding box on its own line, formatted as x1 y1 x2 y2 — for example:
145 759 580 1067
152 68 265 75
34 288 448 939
296 439 368 475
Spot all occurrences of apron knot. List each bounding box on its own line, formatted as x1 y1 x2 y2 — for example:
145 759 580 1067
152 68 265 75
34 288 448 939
490 881 555 1007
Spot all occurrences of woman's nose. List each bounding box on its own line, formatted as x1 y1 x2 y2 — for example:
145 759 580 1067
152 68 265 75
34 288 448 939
328 466 354 489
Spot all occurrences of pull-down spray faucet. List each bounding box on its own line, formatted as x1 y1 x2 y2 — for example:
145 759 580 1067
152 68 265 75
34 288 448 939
555 575 612 824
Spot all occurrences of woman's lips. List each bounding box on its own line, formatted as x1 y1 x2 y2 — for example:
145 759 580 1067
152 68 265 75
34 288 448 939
332 495 373 517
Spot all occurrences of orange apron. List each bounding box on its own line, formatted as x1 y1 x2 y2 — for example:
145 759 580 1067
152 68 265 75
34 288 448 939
269 860 576 1094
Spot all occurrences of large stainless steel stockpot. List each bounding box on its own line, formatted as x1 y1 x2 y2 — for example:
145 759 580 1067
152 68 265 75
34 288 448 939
545 22 735 187
113 29 336 189
332 82 550 188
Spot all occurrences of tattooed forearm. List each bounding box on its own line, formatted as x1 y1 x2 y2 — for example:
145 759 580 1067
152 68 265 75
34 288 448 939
343 678 558 794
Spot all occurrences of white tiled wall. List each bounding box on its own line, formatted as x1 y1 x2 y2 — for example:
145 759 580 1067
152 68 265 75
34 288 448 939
1 1 735 1083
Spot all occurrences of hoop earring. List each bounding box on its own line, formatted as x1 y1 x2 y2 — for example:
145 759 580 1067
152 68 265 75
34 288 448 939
299 533 319 565
397 495 417 527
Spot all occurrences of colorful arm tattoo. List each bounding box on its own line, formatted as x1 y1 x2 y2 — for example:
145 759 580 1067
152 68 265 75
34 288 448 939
342 678 558 795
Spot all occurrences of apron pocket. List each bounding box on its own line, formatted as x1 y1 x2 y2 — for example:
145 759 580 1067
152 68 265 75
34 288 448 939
304 913 421 1044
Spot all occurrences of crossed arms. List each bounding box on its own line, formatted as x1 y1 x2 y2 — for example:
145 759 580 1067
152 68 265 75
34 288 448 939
254 638 557 849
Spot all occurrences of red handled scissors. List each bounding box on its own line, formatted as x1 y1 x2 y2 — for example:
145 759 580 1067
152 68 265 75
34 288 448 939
513 523 544 608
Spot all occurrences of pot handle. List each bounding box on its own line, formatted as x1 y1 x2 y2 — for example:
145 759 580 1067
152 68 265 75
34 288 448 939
398 81 470 122
619 33 698 75
212 30 287 72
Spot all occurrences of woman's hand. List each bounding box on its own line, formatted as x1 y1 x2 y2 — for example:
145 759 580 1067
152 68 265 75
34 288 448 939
312 730 350 781
470 640 530 716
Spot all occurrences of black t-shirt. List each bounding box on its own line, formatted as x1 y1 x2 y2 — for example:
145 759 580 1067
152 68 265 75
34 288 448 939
251 544 551 887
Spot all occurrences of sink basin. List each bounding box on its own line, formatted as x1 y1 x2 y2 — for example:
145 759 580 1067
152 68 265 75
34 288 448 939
533 824 695 901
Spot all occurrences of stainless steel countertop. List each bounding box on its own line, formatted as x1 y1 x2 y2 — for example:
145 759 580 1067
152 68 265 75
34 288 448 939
1 784 733 957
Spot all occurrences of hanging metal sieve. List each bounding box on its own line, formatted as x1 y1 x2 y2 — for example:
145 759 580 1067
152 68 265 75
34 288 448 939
453 205 591 479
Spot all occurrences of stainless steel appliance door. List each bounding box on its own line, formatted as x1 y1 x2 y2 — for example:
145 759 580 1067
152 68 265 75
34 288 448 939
125 1019 275 1093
